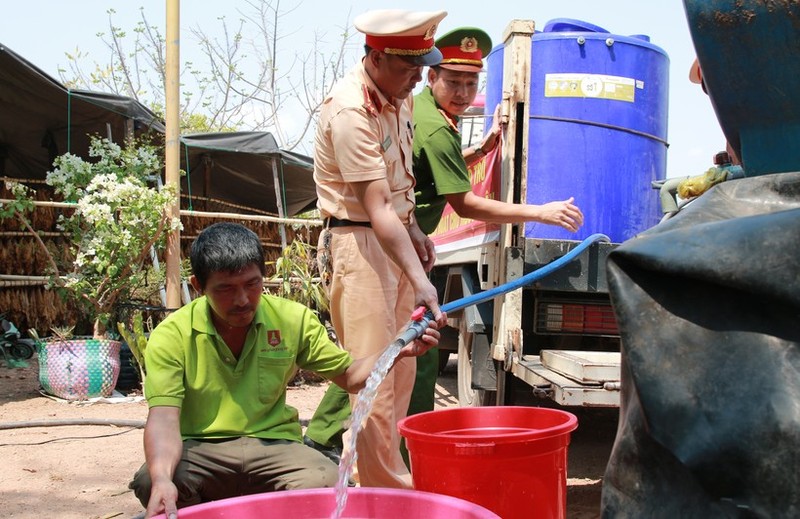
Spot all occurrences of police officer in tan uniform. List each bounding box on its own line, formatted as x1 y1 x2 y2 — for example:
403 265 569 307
313 10 448 489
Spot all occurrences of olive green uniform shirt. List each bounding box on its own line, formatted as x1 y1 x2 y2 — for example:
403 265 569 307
144 294 352 441
412 86 472 235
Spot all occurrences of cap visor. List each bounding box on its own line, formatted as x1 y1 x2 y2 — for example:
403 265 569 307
409 46 443 66
440 63 483 73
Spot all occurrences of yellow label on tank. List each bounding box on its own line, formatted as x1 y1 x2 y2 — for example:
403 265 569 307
544 73 637 102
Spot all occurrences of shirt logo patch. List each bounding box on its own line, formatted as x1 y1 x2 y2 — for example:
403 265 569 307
267 330 282 347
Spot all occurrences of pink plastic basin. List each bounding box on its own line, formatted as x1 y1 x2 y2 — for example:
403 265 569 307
151 487 500 518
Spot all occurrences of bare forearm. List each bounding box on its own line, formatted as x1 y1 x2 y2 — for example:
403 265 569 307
449 192 541 224
463 144 486 167
352 178 445 323
144 412 183 485
332 351 384 393
354 180 430 289
332 321 440 392
449 192 584 231
371 213 428 282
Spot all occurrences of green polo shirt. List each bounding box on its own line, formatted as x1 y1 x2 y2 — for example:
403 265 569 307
144 294 352 441
413 86 473 235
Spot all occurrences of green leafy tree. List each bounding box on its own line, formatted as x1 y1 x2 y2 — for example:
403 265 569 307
1 137 181 337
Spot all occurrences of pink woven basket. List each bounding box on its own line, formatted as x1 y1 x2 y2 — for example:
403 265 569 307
38 338 121 401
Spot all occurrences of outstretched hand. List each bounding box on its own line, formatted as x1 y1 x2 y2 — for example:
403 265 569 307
537 197 585 232
481 104 503 153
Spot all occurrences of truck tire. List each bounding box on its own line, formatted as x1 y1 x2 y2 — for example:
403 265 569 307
457 320 496 407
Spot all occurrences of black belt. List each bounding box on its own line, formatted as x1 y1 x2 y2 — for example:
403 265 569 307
325 217 371 228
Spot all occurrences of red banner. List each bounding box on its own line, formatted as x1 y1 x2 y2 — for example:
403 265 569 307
429 143 502 253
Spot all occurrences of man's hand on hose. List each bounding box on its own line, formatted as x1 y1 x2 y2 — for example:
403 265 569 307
397 317 441 359
413 280 447 329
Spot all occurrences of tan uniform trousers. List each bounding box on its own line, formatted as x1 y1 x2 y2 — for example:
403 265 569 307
320 226 416 489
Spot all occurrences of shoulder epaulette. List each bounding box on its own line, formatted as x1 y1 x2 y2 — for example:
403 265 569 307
362 84 383 118
437 108 460 133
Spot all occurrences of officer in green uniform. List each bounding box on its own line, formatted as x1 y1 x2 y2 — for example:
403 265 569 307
408 27 583 432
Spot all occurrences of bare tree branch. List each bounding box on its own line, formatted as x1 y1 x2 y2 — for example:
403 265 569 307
59 1 352 147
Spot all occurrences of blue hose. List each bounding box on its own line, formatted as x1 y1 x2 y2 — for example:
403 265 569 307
395 233 611 346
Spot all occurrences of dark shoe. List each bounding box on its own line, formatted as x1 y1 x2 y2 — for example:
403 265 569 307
303 435 342 465
303 436 356 486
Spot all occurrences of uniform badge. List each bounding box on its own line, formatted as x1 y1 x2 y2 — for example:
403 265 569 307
267 329 282 347
460 37 479 53
424 23 438 40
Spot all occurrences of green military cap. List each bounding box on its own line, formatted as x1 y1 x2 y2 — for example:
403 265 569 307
435 27 492 72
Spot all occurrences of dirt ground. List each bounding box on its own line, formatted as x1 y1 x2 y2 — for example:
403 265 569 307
0 354 612 518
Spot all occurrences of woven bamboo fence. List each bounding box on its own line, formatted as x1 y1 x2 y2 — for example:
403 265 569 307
0 181 321 334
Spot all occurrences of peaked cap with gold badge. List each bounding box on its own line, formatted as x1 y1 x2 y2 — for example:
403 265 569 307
435 27 492 73
354 10 447 66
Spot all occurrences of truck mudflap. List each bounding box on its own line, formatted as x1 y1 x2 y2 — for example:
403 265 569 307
513 351 620 407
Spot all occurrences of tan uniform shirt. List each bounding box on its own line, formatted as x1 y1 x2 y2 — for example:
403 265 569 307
312 59 419 489
314 60 416 223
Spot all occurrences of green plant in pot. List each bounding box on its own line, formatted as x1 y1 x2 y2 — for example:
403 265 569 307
268 237 328 314
1 136 180 400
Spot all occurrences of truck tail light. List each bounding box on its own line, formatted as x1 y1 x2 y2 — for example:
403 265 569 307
537 302 619 336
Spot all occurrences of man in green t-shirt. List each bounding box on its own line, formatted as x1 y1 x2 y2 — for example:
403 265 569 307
129 223 440 518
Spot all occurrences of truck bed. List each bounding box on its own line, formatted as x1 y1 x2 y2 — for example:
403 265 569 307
514 352 621 407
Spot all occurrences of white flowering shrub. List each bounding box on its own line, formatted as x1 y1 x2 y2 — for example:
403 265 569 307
2 136 181 337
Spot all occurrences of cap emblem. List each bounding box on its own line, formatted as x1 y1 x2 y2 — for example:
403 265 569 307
460 37 479 53
424 23 438 40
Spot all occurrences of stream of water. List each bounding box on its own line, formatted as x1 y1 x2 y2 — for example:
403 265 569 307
329 340 404 519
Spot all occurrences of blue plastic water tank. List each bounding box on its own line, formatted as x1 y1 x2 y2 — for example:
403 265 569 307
485 19 669 243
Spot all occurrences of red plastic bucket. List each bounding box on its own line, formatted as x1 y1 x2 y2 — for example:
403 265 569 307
150 487 500 518
398 406 578 519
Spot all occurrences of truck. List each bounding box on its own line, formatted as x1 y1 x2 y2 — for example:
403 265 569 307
430 19 670 408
